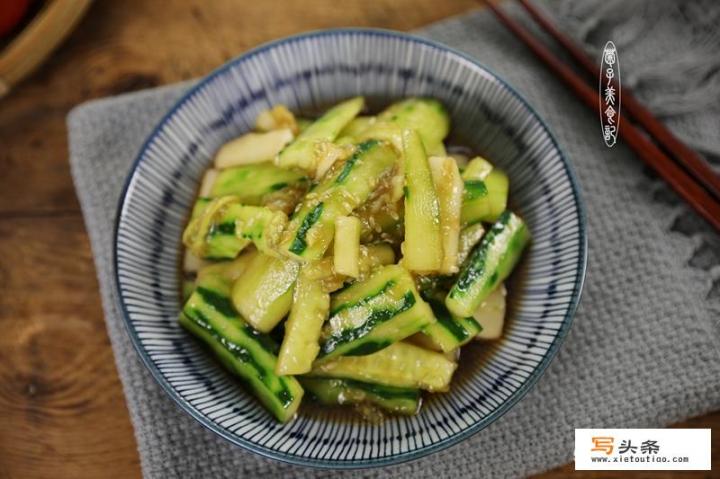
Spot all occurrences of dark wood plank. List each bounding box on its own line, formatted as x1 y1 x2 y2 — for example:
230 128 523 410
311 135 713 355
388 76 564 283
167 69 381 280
0 216 140 478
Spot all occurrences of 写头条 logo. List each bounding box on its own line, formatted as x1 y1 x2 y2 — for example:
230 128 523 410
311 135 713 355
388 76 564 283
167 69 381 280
575 429 710 471
591 436 660 456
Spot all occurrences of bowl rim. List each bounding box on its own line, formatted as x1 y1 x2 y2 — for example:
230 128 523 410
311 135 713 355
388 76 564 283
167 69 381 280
113 27 588 469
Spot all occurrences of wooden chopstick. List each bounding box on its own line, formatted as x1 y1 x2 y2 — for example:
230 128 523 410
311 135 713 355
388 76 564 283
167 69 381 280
517 0 720 201
482 0 720 232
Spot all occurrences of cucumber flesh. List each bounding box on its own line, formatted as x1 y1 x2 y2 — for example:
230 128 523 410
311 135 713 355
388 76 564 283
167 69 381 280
279 139 396 261
339 115 376 139
302 243 396 293
309 341 457 392
333 216 361 277
231 253 300 332
300 377 420 415
457 222 485 266
181 273 303 422
255 105 299 133
214 129 293 168
401 129 443 273
446 211 529 317
429 156 463 274
461 157 509 225
317 265 434 362
182 197 287 259
376 98 450 155
276 97 364 172
462 156 493 181
210 162 308 205
417 295 482 353
473 283 507 340
276 269 330 375
196 251 256 284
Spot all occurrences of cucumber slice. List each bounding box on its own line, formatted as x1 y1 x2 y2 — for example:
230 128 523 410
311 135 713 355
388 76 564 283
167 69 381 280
446 211 529 317
182 279 195 302
183 249 210 273
418 295 482 353
303 243 396 293
314 141 355 179
214 129 293 168
196 251 256 284
210 162 308 205
317 265 434 361
401 129 443 273
276 268 330 375
295 118 312 133
354 174 404 243
255 105 299 133
412 277 482 352
198 169 219 197
189 197 212 220
301 377 420 415
309 341 456 392
377 98 450 155
231 253 300 332
182 196 287 259
473 283 507 340
333 216 361 277
279 139 396 261
461 157 509 225
463 156 493 180
276 97 364 172
429 156 464 274
180 273 303 423
457 222 485 266
339 115 376 139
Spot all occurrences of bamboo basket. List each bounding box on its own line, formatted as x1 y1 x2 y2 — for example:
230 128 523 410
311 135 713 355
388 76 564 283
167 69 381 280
0 0 92 98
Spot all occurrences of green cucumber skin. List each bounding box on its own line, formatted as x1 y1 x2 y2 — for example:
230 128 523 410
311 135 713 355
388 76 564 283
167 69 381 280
210 162 307 204
320 290 417 358
420 297 482 352
300 377 421 415
203 235 248 260
282 139 396 260
318 266 433 362
463 180 488 202
329 279 397 316
288 202 324 255
323 292 415 354
446 211 530 317
461 169 509 225
180 276 303 422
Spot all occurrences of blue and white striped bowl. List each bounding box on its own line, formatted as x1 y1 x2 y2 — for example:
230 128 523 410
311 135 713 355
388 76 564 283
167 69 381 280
114 29 586 468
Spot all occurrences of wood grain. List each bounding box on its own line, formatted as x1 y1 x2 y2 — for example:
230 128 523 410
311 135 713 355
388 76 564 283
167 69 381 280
0 1 716 478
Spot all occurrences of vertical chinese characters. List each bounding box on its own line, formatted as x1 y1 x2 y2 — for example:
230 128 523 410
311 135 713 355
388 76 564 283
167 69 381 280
600 42 620 147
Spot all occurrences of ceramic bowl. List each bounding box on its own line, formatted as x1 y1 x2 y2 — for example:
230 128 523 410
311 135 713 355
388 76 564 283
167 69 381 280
114 28 586 468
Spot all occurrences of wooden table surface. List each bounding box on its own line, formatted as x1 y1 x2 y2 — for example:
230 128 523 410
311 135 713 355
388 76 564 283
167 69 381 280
0 1 717 477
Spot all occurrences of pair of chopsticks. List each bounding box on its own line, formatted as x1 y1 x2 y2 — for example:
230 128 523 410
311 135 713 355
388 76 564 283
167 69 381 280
482 0 720 231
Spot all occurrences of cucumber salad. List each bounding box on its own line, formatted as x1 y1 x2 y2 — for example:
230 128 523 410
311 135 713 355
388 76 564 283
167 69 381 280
180 97 530 422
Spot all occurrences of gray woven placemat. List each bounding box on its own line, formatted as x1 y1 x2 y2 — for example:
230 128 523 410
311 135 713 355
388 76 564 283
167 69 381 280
67 2 720 478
